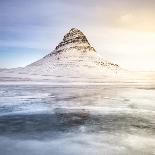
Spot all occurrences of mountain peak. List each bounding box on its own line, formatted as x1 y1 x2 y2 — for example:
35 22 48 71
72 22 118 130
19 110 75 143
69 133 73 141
63 28 89 44
68 28 82 34
53 28 95 53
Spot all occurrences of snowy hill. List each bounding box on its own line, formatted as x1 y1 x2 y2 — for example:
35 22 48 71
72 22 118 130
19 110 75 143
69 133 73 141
25 28 119 74
0 28 137 83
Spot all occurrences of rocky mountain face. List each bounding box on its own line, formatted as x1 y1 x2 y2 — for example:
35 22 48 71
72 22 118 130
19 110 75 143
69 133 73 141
54 28 95 53
43 28 96 58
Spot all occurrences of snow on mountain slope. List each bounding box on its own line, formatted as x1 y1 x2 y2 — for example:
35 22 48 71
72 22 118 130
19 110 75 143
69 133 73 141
24 28 120 75
0 28 134 83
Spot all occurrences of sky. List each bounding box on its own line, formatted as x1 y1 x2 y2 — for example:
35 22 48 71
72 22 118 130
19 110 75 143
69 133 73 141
0 0 155 71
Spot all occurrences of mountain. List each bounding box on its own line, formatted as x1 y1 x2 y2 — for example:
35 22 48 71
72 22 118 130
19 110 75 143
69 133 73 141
25 28 120 74
0 28 131 83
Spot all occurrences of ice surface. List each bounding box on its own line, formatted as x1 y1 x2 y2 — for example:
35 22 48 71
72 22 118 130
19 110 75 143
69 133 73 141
0 84 154 155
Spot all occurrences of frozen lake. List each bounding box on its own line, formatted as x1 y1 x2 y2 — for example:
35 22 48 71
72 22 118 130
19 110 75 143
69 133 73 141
0 84 155 155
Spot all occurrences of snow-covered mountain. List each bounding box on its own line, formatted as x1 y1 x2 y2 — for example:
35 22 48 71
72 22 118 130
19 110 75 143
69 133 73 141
26 28 121 75
0 28 134 83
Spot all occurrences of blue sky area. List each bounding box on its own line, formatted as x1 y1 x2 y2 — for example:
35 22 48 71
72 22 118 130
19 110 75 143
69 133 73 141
1 0 155 70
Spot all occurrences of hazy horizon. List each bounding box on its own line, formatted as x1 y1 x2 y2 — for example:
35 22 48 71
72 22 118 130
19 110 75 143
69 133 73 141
1 0 155 71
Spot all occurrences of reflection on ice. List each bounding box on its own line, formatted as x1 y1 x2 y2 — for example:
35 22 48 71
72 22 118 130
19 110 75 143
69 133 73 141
0 85 154 155
0 112 154 139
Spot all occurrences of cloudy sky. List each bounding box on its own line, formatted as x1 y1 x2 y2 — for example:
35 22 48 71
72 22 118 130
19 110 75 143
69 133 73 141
1 0 155 71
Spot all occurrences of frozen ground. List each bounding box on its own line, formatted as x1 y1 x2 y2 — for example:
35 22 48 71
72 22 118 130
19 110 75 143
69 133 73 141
0 84 155 155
